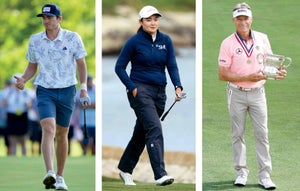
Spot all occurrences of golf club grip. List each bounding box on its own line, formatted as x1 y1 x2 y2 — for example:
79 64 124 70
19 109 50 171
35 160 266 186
83 108 88 138
161 101 176 121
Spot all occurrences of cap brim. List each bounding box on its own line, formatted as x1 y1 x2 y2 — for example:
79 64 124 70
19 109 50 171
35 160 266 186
234 13 251 18
140 13 162 19
36 13 57 17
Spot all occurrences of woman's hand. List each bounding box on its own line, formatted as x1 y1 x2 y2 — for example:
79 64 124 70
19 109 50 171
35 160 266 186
132 88 137 98
175 87 186 101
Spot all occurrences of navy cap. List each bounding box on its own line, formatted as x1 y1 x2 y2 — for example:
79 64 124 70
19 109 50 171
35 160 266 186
37 4 62 17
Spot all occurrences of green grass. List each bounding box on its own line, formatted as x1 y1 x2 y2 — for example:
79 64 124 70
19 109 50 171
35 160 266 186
0 156 95 191
203 0 300 190
0 140 95 190
102 176 195 191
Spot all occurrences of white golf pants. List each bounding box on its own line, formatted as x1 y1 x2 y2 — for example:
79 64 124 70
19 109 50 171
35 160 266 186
227 85 272 179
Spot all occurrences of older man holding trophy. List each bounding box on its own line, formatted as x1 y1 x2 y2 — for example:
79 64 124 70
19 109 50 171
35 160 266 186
218 2 289 190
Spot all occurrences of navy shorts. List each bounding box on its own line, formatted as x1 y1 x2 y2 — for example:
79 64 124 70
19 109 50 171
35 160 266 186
36 85 76 127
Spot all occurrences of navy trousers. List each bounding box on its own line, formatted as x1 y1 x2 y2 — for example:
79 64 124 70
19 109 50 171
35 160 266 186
118 82 167 180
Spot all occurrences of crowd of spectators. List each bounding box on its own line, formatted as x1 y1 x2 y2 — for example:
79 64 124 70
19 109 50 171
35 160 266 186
0 74 96 156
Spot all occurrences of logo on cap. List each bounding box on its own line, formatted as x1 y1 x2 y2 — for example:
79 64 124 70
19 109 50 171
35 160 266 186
232 8 252 18
43 7 51 13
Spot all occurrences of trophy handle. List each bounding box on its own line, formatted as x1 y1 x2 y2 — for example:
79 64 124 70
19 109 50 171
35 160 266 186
256 53 264 65
284 57 292 68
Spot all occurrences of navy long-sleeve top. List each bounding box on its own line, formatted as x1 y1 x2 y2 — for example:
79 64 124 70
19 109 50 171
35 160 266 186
115 29 183 92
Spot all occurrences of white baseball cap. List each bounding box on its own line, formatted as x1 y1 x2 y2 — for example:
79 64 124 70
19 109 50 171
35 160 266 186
232 8 252 18
139 5 162 19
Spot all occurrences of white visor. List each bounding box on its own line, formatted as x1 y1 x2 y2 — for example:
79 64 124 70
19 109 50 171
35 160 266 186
232 8 252 18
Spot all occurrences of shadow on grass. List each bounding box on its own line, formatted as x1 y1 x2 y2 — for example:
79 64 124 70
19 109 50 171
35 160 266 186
203 180 266 190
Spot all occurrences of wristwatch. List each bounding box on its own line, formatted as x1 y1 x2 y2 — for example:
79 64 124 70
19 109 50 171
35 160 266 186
175 86 183 91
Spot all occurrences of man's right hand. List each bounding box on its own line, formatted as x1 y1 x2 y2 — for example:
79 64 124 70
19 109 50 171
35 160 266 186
14 76 25 90
248 71 267 82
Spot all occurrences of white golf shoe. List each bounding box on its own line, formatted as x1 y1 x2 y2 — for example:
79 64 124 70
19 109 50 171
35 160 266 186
55 175 68 190
119 171 136 185
259 177 276 190
234 174 248 186
234 169 249 186
43 170 56 189
156 175 174 186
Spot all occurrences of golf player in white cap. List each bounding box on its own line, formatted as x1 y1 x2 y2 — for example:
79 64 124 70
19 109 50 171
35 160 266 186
218 2 287 190
115 5 184 186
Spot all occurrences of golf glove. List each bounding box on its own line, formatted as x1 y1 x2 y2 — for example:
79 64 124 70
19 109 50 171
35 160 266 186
80 96 91 106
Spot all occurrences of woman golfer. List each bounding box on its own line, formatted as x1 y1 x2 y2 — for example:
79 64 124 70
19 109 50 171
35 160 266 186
115 5 184 186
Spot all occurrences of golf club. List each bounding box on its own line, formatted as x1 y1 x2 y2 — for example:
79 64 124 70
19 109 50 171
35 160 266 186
83 105 88 139
80 97 90 139
161 100 177 121
161 92 186 121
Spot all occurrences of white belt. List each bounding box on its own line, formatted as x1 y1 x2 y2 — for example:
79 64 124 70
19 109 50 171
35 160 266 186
228 83 262 92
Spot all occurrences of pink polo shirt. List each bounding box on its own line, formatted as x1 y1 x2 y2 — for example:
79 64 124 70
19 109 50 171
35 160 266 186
218 30 272 88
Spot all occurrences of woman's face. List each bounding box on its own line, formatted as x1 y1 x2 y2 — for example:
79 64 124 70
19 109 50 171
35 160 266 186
233 16 252 34
140 15 160 35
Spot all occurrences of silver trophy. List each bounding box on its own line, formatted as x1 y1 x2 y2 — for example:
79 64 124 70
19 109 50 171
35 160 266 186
257 53 291 80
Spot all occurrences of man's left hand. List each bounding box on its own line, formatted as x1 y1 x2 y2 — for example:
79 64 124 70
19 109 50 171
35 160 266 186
275 67 287 80
80 96 91 108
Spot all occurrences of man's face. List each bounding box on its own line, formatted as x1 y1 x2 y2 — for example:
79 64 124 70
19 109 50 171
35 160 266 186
41 15 61 30
233 15 252 33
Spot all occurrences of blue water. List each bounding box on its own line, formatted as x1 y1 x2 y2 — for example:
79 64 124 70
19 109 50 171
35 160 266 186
102 47 195 152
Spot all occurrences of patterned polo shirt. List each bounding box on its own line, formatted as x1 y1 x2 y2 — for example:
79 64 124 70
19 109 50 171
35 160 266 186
26 28 87 88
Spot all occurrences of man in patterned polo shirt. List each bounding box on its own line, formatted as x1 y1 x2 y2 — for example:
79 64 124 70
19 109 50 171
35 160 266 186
15 3 90 190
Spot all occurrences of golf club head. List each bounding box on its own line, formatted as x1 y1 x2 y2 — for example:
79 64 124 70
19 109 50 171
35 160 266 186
177 92 187 99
